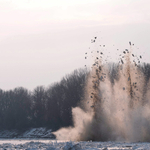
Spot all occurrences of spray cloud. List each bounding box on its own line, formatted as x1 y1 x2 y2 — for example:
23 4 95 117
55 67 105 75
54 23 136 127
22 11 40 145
54 39 150 142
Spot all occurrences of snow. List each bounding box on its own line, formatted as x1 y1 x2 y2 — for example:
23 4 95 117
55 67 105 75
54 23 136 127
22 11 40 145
0 140 150 149
0 127 54 138
0 128 150 149
22 127 52 138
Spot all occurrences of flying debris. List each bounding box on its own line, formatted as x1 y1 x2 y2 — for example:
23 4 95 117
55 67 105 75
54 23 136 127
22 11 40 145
91 39 95 43
100 52 103 55
103 45 105 47
128 77 130 81
120 58 124 64
123 51 126 54
102 73 106 75
85 53 87 54
99 66 101 71
132 54 134 57
85 57 87 59
100 76 104 81
140 55 142 59
129 41 131 45
94 37 97 39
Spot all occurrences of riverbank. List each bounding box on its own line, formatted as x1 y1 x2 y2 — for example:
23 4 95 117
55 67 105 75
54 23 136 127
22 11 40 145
0 127 55 139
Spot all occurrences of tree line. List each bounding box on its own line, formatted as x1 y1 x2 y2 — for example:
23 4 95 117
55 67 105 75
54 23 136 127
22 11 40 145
0 68 88 131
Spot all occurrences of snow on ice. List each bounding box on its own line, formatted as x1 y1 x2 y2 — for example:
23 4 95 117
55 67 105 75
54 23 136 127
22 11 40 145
0 140 150 149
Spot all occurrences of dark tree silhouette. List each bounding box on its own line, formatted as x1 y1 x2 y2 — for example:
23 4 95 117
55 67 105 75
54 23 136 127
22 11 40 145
0 68 88 131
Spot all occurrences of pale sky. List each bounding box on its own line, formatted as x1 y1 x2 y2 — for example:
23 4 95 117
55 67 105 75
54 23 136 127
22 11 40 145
0 0 150 90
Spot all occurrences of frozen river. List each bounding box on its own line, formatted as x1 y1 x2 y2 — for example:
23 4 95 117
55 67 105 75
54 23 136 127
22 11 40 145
0 138 58 144
0 139 150 149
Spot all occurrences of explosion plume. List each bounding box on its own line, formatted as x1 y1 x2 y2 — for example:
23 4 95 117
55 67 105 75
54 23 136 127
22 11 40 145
54 40 150 142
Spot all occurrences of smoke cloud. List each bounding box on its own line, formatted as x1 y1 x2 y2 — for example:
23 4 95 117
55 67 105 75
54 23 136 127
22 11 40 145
54 41 150 142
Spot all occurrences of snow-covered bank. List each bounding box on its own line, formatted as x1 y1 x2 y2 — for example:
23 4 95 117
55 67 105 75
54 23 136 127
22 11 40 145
0 128 150 149
0 140 150 149
0 127 55 138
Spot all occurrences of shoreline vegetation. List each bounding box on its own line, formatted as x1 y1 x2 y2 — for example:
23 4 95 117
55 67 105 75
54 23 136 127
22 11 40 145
0 68 88 133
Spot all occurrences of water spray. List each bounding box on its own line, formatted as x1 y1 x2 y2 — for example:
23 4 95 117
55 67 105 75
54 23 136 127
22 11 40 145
54 39 150 142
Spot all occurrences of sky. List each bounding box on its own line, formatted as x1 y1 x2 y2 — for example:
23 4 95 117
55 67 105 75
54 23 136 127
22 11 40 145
0 0 150 90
